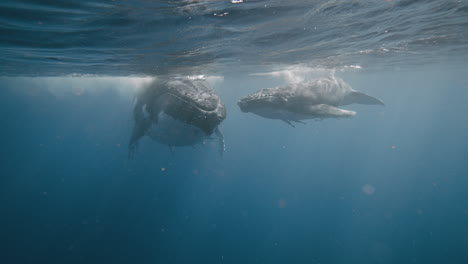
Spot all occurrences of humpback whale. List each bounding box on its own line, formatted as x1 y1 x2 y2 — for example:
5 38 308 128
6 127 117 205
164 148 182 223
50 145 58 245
129 77 226 157
238 76 384 126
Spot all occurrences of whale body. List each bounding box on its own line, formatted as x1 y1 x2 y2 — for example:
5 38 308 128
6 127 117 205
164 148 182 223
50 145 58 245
238 76 384 126
129 77 226 157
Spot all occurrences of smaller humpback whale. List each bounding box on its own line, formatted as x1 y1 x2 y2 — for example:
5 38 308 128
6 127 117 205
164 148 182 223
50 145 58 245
129 77 226 157
237 76 384 126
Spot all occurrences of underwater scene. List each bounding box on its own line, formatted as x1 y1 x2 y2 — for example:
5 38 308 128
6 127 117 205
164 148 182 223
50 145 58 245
1 1 468 263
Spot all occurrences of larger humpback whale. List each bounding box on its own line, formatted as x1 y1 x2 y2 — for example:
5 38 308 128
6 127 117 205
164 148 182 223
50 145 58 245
237 76 384 126
129 77 226 157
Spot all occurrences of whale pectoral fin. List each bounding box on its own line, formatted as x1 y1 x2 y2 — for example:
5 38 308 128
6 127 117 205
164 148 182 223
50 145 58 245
304 104 356 118
128 117 152 159
215 127 225 157
281 119 295 127
146 104 160 124
348 91 385 106
294 120 306 125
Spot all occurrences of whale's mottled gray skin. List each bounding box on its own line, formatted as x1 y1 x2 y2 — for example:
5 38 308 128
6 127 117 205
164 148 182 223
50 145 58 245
238 76 384 126
129 78 226 157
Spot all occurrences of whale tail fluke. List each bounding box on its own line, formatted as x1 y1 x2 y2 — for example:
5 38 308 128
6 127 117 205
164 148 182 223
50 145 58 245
348 91 385 106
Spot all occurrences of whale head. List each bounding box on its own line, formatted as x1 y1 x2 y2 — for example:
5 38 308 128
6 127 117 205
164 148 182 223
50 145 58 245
238 89 286 113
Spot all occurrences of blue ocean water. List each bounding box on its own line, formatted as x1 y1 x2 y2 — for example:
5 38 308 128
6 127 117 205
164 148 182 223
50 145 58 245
1 1 468 264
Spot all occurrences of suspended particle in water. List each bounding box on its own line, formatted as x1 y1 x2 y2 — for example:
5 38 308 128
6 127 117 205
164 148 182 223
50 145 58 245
362 184 375 195
391 145 396 149
277 199 287 208
161 168 166 172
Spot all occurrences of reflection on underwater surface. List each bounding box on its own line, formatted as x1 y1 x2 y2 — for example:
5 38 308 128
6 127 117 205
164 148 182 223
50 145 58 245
0 0 467 76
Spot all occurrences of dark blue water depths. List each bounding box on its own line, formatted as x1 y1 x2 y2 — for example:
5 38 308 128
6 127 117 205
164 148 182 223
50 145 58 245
1 0 468 264
1 68 468 264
